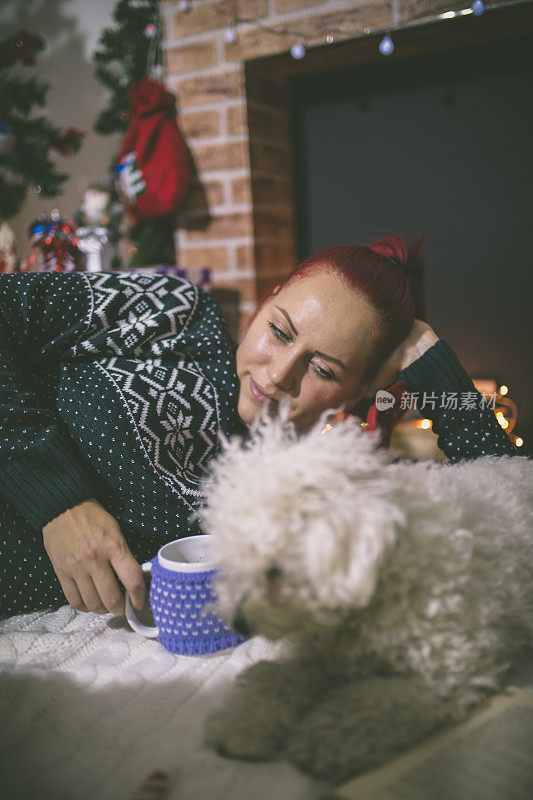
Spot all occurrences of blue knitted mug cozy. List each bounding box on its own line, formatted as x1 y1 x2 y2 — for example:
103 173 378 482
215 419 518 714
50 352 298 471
150 558 247 655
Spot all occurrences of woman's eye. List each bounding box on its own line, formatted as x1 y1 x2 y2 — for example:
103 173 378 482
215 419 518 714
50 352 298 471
268 322 291 342
313 363 335 381
268 322 335 381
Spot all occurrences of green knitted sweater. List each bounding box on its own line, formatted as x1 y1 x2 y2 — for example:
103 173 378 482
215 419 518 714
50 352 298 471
0 271 514 615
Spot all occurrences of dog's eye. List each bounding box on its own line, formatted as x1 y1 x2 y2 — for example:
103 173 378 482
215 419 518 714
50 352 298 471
266 564 283 582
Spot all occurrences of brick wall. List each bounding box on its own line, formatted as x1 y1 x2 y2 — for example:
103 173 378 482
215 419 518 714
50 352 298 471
161 0 507 338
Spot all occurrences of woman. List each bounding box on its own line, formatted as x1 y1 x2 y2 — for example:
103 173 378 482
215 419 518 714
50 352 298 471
0 235 514 618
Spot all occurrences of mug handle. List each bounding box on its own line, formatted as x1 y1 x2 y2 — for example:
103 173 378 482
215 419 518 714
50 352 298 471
125 561 159 638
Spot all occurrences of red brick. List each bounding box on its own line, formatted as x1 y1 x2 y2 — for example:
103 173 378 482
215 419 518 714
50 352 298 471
191 139 249 171
225 26 291 62
250 140 291 174
253 208 294 239
178 245 229 270
184 211 253 241
295 1 392 42
235 243 254 270
231 176 252 205
398 0 470 20
174 68 244 107
254 241 296 274
226 104 248 135
180 109 220 139
237 0 269 18
185 179 225 208
211 275 257 305
251 175 293 207
247 104 290 143
173 0 267 38
227 1 391 60
165 39 218 74
273 0 324 11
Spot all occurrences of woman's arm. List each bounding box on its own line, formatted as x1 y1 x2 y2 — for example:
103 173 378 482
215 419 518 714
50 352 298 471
366 321 515 462
0 273 97 527
398 337 515 461
0 273 144 614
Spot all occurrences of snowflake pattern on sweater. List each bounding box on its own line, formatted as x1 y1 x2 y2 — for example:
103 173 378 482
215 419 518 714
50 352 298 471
65 274 229 498
0 271 242 536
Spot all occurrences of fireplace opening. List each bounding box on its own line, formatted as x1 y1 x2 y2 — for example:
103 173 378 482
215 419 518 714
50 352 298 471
289 37 533 435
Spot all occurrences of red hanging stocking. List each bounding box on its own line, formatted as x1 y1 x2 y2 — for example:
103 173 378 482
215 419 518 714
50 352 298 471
115 78 190 221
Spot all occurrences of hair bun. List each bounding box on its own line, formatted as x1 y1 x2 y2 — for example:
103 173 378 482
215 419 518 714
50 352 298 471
369 233 427 322
369 234 410 267
388 255 409 273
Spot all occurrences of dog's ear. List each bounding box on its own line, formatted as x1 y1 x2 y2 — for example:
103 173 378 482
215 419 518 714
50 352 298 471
302 496 403 611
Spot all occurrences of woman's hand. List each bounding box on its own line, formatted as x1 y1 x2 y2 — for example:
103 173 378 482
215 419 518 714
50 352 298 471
43 499 145 616
365 320 439 400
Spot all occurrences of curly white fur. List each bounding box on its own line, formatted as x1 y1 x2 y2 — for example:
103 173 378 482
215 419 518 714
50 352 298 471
199 408 533 782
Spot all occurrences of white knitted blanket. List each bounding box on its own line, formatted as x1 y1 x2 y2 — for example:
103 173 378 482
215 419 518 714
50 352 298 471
0 607 332 800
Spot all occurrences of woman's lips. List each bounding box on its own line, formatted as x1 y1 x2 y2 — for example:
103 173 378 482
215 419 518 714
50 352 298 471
249 377 279 405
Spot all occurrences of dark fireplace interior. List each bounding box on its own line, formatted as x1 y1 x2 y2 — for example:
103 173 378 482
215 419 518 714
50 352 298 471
290 37 533 441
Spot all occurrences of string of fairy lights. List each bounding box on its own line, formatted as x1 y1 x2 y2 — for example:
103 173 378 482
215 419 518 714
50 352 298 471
168 0 527 59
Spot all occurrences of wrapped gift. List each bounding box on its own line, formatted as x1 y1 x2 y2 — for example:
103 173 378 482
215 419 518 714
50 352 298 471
118 264 210 290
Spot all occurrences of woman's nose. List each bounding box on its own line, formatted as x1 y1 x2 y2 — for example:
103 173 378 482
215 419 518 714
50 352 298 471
268 349 303 394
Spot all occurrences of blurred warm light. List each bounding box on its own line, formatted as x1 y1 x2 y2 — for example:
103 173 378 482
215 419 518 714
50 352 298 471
495 396 517 435
499 385 508 396
128 246 138 254
419 419 432 429
515 437 523 447
499 418 509 429
320 423 333 435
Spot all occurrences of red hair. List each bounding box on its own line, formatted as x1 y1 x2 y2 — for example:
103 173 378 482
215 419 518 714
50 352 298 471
250 233 428 443
267 233 427 379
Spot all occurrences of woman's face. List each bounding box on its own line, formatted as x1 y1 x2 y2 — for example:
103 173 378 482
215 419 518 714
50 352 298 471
236 271 379 432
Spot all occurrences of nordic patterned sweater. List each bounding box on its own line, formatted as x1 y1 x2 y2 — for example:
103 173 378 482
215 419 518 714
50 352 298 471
0 271 514 616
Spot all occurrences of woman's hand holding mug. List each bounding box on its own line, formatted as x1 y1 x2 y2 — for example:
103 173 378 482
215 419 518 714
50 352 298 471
42 498 145 616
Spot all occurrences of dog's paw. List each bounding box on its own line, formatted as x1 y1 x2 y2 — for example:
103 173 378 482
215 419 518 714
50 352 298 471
286 676 445 782
203 658 322 764
285 721 363 783
204 705 287 761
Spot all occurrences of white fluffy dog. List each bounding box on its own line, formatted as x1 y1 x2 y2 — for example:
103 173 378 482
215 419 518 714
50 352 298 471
199 410 533 783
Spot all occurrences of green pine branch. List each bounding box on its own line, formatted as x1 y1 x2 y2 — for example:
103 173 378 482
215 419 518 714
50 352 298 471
0 30 84 220
92 0 161 135
0 74 48 114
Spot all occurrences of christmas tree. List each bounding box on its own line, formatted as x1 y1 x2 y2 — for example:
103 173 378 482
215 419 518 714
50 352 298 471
94 0 162 136
92 0 180 267
0 30 84 221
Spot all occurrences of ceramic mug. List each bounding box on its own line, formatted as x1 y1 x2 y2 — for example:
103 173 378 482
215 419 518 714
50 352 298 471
125 535 247 655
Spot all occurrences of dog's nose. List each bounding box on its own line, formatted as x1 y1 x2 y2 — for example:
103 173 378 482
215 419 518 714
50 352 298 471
231 606 252 637
266 564 283 582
